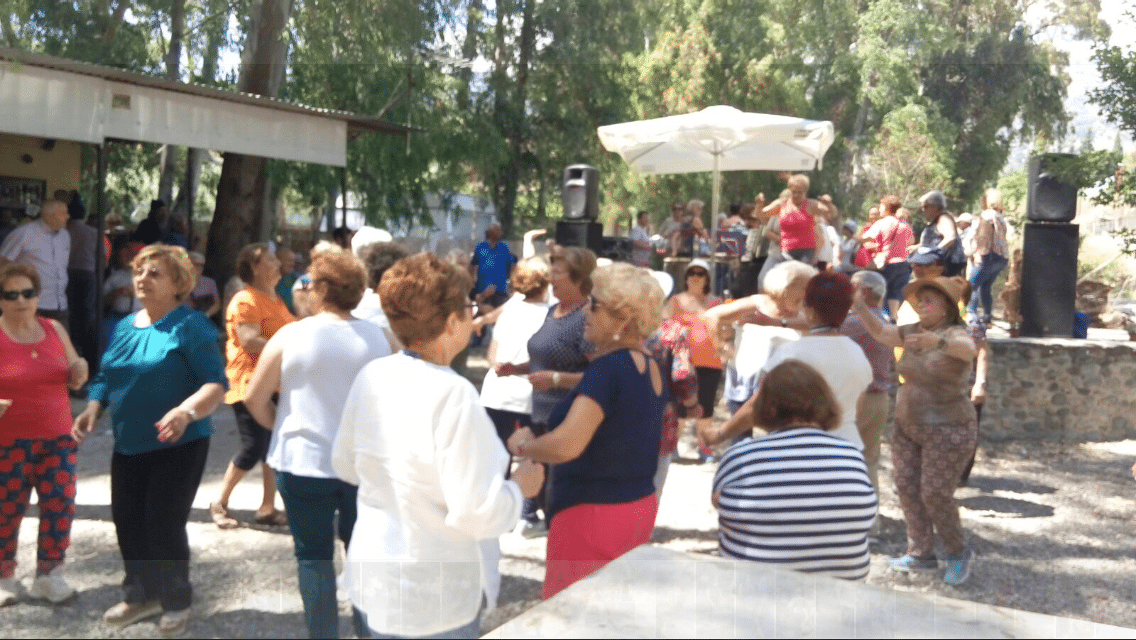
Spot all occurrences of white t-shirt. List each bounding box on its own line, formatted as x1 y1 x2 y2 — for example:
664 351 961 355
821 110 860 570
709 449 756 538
479 297 552 414
761 336 872 450
267 315 392 478
352 289 389 329
630 225 652 266
332 353 522 638
819 224 841 263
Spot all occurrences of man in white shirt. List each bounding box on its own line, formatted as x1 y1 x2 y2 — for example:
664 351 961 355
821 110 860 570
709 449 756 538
630 210 652 268
0 200 71 325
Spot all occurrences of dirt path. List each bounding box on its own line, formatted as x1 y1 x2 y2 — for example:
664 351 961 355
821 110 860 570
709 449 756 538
2 357 1134 637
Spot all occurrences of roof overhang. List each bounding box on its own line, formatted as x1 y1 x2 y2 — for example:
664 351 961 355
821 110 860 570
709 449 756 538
0 47 412 167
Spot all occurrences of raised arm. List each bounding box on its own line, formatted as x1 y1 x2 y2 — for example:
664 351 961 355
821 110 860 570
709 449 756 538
852 289 903 348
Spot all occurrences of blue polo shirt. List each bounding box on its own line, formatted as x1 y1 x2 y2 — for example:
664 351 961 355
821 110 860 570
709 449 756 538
471 240 516 295
88 305 228 455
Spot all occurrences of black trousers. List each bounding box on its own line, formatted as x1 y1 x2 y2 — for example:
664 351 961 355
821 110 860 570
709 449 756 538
66 269 97 366
111 437 210 611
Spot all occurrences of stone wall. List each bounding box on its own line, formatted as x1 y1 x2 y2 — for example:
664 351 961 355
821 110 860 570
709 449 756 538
984 337 1136 442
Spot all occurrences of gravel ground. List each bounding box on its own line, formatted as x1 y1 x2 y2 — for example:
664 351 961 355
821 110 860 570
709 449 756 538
2 351 1134 637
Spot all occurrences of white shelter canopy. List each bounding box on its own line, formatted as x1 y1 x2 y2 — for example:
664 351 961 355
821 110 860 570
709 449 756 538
0 47 409 167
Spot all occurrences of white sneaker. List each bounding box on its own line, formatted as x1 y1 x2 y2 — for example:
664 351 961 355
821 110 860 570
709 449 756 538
0 577 21 606
29 567 76 604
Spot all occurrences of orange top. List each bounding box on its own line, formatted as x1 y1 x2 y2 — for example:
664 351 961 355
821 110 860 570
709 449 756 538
224 286 295 404
671 296 722 370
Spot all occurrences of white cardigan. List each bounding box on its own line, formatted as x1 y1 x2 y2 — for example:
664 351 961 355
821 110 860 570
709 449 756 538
332 352 522 637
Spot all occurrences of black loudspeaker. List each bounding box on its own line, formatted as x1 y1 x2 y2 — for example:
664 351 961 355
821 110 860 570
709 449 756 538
1020 222 1078 338
1027 153 1078 223
556 220 603 254
562 164 599 220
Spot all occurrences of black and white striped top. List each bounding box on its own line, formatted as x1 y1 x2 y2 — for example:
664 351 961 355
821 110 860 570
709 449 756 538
712 428 878 580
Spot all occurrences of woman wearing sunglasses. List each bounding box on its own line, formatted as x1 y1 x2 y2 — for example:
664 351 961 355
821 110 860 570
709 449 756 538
664 259 722 462
508 263 667 599
0 263 88 606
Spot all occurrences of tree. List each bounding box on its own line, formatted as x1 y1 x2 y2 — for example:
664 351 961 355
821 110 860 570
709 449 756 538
204 0 295 288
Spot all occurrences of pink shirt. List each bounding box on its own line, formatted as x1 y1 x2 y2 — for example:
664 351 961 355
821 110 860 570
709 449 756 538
866 216 913 265
779 201 816 252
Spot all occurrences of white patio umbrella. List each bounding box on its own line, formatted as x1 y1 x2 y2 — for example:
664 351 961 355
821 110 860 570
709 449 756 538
597 105 835 291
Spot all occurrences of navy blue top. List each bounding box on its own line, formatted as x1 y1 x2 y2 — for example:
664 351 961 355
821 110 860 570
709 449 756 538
88 305 228 455
546 349 666 519
527 304 593 425
471 240 517 295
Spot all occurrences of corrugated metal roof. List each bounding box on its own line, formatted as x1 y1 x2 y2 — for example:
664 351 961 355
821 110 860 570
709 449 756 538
0 46 415 138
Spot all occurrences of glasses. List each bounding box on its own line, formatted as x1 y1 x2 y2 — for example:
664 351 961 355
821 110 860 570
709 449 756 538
687 270 708 278
1 288 37 301
588 296 604 312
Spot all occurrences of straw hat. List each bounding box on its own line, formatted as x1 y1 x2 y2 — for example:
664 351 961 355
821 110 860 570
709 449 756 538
903 276 969 324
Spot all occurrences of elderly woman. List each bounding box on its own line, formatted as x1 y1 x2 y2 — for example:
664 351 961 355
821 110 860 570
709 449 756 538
332 253 543 639
481 257 552 450
211 243 296 529
701 260 817 445
73 245 227 635
664 259 722 461
968 188 1010 325
495 246 596 535
508 263 667 599
713 360 877 580
759 174 833 265
704 272 871 450
242 247 390 638
0 264 87 605
862 196 914 320
852 275 977 586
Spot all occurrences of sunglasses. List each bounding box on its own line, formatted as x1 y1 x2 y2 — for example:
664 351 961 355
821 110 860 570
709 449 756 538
687 270 708 277
1 288 37 301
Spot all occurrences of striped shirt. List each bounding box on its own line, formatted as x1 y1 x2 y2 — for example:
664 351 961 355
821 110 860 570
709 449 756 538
713 428 878 580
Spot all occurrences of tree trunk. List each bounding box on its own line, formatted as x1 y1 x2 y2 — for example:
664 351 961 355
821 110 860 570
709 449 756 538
157 0 185 205
204 0 295 287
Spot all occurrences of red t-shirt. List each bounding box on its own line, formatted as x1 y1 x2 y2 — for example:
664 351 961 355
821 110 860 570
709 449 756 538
0 317 73 443
779 201 817 252
866 216 914 265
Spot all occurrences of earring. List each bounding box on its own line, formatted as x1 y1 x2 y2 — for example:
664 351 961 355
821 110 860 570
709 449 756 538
613 333 621 341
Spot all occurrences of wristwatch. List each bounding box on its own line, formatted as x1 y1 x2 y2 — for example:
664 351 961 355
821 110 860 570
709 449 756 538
552 372 562 388
183 406 198 421
780 318 789 327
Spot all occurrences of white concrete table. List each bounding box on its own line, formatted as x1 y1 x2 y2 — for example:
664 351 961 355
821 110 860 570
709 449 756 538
484 546 1135 638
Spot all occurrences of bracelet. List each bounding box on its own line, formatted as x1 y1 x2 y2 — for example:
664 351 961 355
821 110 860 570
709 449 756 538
552 372 562 388
181 406 198 421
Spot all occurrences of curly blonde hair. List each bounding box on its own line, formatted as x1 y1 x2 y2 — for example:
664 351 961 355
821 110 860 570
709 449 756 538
511 256 550 298
591 264 664 340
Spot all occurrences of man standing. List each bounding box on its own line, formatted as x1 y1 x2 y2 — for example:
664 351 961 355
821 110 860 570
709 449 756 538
630 211 653 268
915 190 964 277
0 199 71 325
65 193 99 365
470 223 516 309
658 201 685 257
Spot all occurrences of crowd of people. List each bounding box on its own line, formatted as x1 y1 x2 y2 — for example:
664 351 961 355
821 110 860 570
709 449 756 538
0 174 1012 637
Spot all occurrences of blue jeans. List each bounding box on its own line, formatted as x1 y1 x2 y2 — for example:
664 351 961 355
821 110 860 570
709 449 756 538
967 253 1007 322
277 472 359 639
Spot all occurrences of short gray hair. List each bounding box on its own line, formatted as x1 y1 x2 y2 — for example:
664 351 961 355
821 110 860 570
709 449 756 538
762 260 818 296
920 190 947 211
852 270 887 304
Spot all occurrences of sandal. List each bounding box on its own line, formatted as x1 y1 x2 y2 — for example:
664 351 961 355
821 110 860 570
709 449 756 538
253 510 288 527
209 502 239 529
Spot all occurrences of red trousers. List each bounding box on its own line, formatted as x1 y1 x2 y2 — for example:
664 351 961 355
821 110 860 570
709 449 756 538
542 493 659 600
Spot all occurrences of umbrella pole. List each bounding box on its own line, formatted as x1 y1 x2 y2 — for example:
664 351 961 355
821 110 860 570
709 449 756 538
710 149 721 295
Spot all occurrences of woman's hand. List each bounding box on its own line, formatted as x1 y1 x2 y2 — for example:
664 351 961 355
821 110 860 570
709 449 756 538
495 362 523 377
67 359 89 390
528 371 555 391
507 427 536 457
904 331 940 352
72 401 101 444
512 459 545 498
155 406 193 444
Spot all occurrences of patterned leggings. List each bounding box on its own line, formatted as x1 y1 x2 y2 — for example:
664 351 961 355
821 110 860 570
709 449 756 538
0 436 77 578
892 418 976 558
